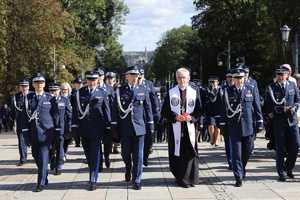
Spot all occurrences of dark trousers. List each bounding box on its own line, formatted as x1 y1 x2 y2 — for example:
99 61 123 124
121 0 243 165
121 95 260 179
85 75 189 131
17 131 30 163
229 130 253 180
273 118 299 176
73 127 81 146
223 133 232 169
31 137 53 186
121 134 144 184
143 132 153 163
82 137 101 183
50 132 64 170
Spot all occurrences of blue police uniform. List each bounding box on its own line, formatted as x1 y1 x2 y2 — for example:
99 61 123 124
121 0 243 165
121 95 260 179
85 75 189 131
76 71 111 190
49 84 72 174
264 68 300 181
140 75 160 166
223 69 263 187
26 74 58 191
112 66 154 190
11 79 31 165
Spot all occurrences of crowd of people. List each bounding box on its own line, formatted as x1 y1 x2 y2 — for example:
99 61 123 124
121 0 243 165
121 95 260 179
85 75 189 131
8 63 300 192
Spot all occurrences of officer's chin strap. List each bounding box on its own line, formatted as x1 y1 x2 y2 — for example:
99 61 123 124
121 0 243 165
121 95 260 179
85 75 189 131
13 95 23 112
76 90 90 120
224 88 242 120
268 86 286 105
116 88 133 119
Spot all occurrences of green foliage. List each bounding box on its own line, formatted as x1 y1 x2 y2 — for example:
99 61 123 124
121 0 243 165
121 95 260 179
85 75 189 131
152 25 200 81
192 0 300 87
0 0 127 101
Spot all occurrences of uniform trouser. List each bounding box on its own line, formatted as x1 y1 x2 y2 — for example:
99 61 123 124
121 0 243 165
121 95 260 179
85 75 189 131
273 118 299 176
223 133 232 168
121 135 144 184
143 132 153 163
50 132 64 170
229 132 253 181
103 131 113 159
17 130 30 163
31 137 52 186
99 130 112 167
72 127 81 146
82 137 101 183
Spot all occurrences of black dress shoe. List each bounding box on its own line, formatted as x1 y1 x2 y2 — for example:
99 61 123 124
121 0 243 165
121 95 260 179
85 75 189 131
143 160 148 167
235 180 242 187
287 171 295 179
278 175 287 182
35 185 44 192
54 169 62 176
88 183 97 191
16 161 24 167
175 180 189 188
132 183 142 190
105 158 110 168
190 184 195 187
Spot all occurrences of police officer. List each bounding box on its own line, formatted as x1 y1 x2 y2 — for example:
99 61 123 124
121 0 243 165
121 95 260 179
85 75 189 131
105 71 120 154
203 76 223 146
112 66 154 190
223 68 263 187
71 77 82 147
138 66 160 166
76 70 111 191
11 79 31 166
95 68 114 169
264 66 300 182
26 73 58 192
48 83 72 175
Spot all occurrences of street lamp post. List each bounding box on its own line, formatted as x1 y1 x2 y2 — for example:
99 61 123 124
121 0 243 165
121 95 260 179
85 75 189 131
217 40 232 70
280 24 299 74
280 25 291 64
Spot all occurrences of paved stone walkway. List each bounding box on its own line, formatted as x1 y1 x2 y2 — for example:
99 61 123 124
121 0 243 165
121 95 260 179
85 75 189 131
0 133 300 200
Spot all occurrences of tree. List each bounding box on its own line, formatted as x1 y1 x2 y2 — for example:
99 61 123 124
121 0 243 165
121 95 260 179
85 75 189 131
192 0 300 87
152 25 200 81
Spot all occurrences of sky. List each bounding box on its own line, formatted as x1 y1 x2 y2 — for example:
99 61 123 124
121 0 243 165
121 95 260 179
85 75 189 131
119 0 197 52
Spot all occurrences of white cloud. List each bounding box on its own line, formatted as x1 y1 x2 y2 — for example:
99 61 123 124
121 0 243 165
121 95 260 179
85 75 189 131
119 0 196 52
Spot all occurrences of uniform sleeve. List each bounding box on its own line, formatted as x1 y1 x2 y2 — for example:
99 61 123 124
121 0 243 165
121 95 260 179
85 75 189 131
111 88 119 128
65 98 72 132
10 96 16 121
148 82 161 122
102 93 111 129
293 83 300 110
264 85 273 115
70 92 79 128
143 91 154 131
253 87 264 129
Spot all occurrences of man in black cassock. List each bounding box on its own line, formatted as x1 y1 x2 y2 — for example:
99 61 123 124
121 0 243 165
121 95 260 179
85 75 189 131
161 67 202 188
